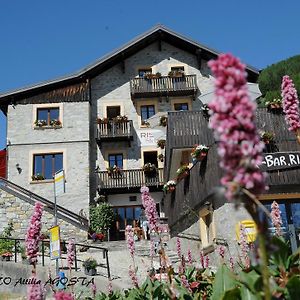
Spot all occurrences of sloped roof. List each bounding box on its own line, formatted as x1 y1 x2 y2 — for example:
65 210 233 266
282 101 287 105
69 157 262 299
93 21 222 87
0 24 259 104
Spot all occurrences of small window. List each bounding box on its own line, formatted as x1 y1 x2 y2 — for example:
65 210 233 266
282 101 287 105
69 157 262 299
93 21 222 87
171 66 185 72
32 153 63 180
107 106 121 119
174 103 189 111
138 68 152 77
108 154 123 168
36 107 60 127
141 105 155 122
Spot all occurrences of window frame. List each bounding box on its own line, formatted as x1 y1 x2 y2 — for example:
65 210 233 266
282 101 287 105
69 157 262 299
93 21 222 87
108 153 124 168
32 152 64 182
33 103 63 129
140 105 155 122
174 103 189 111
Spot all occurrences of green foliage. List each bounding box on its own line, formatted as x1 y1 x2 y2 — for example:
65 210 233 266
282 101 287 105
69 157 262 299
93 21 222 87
90 203 114 233
0 221 15 255
82 257 97 270
258 55 300 103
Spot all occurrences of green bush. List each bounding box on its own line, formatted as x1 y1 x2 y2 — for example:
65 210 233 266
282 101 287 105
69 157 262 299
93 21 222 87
90 203 114 233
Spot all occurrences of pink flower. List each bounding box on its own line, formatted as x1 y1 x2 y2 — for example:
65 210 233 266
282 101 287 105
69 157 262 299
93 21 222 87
128 265 139 288
229 257 234 272
200 251 205 268
205 255 209 268
91 281 97 298
54 291 74 300
108 279 113 295
281 75 300 134
27 278 44 300
25 202 43 266
125 225 135 258
239 224 250 269
218 246 225 260
176 237 181 260
271 201 282 236
208 53 267 200
140 186 159 232
67 239 75 270
180 275 192 293
187 249 193 265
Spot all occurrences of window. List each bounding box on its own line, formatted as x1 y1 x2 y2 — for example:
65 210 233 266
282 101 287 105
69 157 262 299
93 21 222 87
138 68 152 77
141 105 155 122
171 66 185 72
33 153 63 180
35 107 60 127
106 106 121 119
108 154 123 168
174 103 189 111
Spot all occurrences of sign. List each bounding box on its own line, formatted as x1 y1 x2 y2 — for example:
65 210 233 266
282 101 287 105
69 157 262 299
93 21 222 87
49 225 61 260
54 170 65 196
137 129 165 146
236 220 257 243
261 152 300 171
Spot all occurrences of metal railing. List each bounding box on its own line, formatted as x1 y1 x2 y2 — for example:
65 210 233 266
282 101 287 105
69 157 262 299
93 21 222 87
0 237 110 278
0 177 89 231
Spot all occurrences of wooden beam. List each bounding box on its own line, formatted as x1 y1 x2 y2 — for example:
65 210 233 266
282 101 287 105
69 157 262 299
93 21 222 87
259 193 300 201
196 49 202 70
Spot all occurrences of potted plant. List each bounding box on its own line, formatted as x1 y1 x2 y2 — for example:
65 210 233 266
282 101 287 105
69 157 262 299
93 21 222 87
90 203 114 241
83 257 97 276
34 120 47 127
159 116 168 127
158 154 164 162
142 163 157 178
97 117 109 124
168 70 185 78
141 120 150 127
113 115 128 123
201 104 210 119
176 165 190 180
144 72 161 80
191 145 209 162
157 139 166 149
107 165 123 178
31 173 45 181
265 98 282 112
1 251 13 261
50 119 61 127
163 180 176 193
260 131 275 144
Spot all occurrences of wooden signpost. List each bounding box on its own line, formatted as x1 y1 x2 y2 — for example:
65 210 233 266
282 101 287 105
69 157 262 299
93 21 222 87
261 152 300 171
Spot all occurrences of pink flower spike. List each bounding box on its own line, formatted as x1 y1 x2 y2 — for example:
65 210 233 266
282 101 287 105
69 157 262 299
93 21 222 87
271 201 282 236
129 265 139 288
54 291 74 300
27 277 44 300
239 224 250 269
187 249 193 265
218 246 225 260
25 202 43 266
208 53 267 200
125 225 135 258
176 237 181 260
140 186 159 232
281 75 300 142
67 239 75 270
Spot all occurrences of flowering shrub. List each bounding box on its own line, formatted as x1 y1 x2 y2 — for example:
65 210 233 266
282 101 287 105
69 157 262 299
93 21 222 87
97 117 109 124
31 173 45 181
112 115 128 123
265 98 282 111
163 180 176 193
107 165 122 177
260 130 275 144
157 139 166 149
159 115 168 126
191 144 209 161
50 119 61 126
142 163 157 177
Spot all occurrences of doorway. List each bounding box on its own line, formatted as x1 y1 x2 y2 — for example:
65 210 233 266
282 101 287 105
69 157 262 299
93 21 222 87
264 200 300 252
107 106 121 119
143 151 158 167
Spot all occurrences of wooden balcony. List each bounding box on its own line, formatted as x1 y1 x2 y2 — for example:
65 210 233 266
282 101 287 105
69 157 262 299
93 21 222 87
97 168 164 192
130 75 197 99
95 120 133 147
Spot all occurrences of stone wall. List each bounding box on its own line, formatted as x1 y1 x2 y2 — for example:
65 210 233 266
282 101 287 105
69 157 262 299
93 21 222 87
0 190 87 241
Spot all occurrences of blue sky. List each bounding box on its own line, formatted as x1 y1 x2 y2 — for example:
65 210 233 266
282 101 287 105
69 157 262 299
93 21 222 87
1 0 300 149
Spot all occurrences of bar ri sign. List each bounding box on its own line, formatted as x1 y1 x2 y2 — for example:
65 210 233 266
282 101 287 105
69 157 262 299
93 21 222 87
261 152 300 171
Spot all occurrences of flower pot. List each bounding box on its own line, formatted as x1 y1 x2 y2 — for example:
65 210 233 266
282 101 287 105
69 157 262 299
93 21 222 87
84 268 97 276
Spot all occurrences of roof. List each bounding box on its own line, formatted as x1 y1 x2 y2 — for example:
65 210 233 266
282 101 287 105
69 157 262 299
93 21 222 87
0 24 260 105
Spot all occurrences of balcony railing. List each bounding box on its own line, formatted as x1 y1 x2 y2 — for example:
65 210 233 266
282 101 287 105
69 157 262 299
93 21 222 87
97 168 164 190
130 75 197 98
95 120 133 146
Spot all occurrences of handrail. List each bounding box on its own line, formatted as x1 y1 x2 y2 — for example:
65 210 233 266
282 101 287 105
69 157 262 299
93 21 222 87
96 120 133 139
0 237 110 278
0 177 89 230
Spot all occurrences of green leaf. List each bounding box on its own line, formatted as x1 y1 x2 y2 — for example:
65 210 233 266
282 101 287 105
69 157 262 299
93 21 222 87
239 270 262 295
285 276 300 300
269 236 291 271
222 287 241 300
211 265 237 300
240 286 262 300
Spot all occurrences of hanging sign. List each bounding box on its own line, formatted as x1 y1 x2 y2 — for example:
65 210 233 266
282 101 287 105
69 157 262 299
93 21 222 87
137 129 165 146
54 169 65 196
261 152 300 171
49 225 61 260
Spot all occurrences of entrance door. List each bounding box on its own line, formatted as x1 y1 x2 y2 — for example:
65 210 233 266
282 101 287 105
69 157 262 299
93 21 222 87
264 200 300 252
112 206 142 240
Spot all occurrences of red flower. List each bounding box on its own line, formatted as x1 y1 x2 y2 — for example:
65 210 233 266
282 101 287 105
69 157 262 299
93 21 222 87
190 281 200 289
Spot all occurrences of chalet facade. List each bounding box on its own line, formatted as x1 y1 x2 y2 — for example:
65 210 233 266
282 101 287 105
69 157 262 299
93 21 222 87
0 25 260 240
164 109 300 259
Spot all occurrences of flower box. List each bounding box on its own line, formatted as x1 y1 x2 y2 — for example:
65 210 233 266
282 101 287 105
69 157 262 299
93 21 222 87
1 252 13 261
168 70 185 78
112 115 128 123
31 174 45 181
163 180 176 193
157 139 166 149
191 145 209 162
34 120 47 127
97 117 109 124
143 163 157 178
176 165 190 180
265 99 282 112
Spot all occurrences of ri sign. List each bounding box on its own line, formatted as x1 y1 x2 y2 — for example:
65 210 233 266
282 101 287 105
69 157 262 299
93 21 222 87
261 152 300 171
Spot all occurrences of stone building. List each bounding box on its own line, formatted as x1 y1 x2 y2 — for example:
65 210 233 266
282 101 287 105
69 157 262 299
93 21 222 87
0 25 260 240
